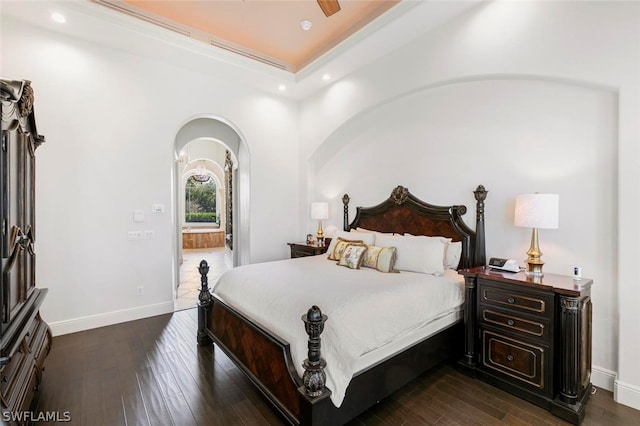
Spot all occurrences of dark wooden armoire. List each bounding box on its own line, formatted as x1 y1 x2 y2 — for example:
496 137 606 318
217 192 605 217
0 78 51 420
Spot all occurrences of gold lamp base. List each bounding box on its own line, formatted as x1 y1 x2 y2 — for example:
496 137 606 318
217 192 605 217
316 220 324 245
524 227 544 277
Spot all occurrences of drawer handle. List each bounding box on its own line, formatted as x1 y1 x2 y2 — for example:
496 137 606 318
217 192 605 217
507 297 516 304
507 354 514 362
507 319 515 326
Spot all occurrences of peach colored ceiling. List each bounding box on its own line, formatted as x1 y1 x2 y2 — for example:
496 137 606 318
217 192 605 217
100 0 400 72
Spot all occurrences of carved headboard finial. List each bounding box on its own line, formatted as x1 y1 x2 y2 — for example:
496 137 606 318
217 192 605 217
390 186 409 205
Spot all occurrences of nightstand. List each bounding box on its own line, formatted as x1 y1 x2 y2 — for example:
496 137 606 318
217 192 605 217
459 267 593 425
287 239 331 258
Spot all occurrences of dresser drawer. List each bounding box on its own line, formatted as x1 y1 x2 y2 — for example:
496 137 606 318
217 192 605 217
482 329 551 395
1 355 35 412
479 279 553 319
23 317 41 350
1 349 27 400
17 365 39 413
481 309 550 343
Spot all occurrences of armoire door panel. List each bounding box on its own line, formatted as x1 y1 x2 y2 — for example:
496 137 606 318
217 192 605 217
1 77 50 418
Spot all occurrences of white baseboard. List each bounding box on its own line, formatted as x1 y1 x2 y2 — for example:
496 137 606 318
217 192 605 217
615 378 640 411
592 365 616 391
591 365 640 411
48 301 175 336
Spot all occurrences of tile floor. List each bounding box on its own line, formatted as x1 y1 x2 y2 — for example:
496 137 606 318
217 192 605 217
175 247 232 311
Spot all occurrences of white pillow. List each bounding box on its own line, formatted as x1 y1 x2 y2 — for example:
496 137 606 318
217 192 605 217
375 234 446 275
326 230 375 257
354 227 394 236
404 233 452 244
405 234 461 269
444 241 462 269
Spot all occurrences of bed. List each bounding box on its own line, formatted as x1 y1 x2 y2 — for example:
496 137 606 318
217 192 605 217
196 185 488 425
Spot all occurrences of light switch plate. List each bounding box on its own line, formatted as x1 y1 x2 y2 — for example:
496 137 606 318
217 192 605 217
133 209 145 222
152 203 165 213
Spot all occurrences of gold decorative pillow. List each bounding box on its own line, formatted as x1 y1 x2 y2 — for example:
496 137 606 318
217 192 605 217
337 244 368 269
362 245 398 273
328 237 366 261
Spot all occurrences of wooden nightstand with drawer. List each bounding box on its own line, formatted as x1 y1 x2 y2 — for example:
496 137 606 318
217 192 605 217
460 267 593 425
287 239 331 258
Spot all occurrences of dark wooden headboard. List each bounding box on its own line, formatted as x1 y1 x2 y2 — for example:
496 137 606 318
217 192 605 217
341 185 487 269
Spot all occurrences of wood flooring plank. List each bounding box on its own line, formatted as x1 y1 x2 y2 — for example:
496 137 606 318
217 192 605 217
101 392 127 426
121 390 150 426
165 393 199 426
194 402 246 426
368 396 434 425
81 367 105 426
156 370 183 398
232 397 272 426
399 390 445 425
163 349 219 418
444 369 559 426
413 389 485 426
135 367 174 426
438 376 507 421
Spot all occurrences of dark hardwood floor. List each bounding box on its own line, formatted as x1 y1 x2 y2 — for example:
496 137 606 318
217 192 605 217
35 309 639 425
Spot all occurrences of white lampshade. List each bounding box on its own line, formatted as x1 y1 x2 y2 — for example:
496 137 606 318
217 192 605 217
310 202 329 220
514 194 559 229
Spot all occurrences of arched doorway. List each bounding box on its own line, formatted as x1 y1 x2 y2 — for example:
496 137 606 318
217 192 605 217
173 115 250 309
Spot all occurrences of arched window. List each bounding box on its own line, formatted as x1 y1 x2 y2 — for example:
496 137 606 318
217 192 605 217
185 175 217 224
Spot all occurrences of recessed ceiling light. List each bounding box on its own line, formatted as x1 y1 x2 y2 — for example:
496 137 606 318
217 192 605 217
51 12 66 24
300 20 312 31
322 74 331 81
278 84 287 91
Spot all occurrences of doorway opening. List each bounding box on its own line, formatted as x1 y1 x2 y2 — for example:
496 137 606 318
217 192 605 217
173 116 250 311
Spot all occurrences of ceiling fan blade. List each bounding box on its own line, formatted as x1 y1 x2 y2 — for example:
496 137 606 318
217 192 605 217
317 0 341 17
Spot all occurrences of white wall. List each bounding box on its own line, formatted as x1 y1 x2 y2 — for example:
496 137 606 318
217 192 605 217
300 0 639 408
1 17 300 334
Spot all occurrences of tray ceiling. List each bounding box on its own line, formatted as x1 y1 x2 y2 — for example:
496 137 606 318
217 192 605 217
93 0 400 73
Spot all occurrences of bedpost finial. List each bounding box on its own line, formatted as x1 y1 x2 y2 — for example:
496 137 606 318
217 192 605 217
302 305 327 337
474 185 488 202
473 186 487 267
198 260 212 305
301 306 328 397
343 194 350 231
306 305 323 322
198 259 210 276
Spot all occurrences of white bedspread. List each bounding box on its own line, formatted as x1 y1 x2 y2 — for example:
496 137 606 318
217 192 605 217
212 255 464 407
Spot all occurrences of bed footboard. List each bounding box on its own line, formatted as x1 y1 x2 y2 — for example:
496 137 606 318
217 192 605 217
196 260 463 426
197 260 333 424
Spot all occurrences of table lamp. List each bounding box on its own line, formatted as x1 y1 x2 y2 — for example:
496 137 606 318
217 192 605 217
311 202 329 245
514 193 559 277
